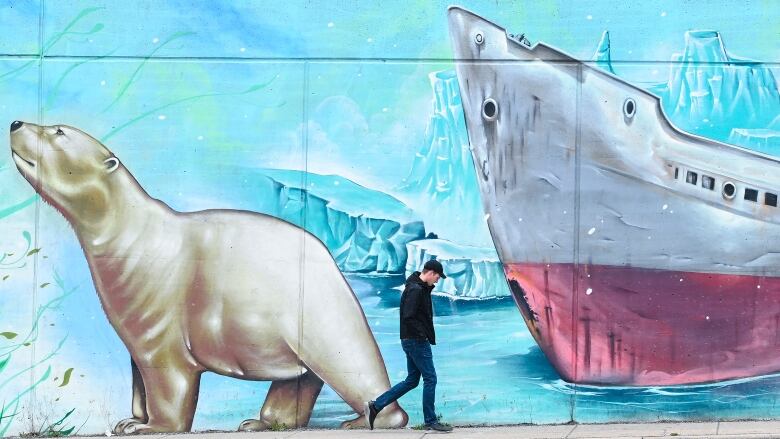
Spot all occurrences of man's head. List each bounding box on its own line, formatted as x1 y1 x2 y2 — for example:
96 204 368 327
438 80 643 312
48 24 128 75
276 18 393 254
419 259 446 286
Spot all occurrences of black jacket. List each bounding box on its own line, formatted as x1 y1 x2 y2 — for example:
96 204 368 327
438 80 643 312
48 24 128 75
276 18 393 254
399 271 436 345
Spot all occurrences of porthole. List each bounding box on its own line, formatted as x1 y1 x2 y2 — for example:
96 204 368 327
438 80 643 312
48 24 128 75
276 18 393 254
474 31 485 45
722 181 736 200
482 98 498 121
623 98 636 119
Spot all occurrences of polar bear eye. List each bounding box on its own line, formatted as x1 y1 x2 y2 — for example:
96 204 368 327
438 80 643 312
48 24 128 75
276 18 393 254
55 127 65 135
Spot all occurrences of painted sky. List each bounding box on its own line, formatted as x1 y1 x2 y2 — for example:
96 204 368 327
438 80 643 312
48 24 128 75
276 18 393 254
6 0 774 61
1 0 778 194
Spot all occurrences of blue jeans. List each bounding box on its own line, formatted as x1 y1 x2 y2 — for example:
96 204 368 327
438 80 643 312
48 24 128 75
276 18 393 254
374 338 437 425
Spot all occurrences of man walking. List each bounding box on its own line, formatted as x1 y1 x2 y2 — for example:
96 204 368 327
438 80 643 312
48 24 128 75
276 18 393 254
364 259 453 432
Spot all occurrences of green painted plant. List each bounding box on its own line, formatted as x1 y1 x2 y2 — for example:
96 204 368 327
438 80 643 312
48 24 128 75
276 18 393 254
37 408 76 437
0 250 76 436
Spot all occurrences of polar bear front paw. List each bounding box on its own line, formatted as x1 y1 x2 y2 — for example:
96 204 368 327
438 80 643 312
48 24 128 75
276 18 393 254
113 418 159 435
340 415 367 429
238 418 274 432
114 418 143 435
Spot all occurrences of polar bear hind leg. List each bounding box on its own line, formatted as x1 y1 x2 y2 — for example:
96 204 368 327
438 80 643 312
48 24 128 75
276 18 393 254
238 370 324 431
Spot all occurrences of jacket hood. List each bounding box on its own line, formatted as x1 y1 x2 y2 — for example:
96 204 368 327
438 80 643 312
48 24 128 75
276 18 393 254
406 271 433 291
406 271 422 285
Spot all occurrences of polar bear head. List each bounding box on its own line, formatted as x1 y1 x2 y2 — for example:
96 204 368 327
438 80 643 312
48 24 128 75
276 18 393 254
9 121 122 226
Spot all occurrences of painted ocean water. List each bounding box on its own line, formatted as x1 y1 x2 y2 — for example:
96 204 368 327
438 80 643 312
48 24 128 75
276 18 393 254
191 274 780 430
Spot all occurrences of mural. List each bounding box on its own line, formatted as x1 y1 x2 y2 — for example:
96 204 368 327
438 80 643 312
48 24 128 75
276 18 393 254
0 0 778 435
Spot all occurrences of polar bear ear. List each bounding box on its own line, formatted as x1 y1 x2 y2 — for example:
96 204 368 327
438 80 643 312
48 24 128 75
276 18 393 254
104 157 120 173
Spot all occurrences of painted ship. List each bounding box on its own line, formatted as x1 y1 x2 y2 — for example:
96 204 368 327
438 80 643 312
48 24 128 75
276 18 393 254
448 6 780 385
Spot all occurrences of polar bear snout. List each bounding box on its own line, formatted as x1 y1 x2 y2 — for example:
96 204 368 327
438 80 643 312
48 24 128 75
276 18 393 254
9 122 36 173
9 121 37 167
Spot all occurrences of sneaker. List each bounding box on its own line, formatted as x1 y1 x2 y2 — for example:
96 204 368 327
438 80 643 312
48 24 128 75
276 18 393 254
425 422 453 433
364 401 378 430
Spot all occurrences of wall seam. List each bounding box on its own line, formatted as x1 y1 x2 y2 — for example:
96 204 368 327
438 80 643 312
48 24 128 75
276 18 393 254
0 54 777 65
296 60 310 426
570 62 584 423
28 0 46 433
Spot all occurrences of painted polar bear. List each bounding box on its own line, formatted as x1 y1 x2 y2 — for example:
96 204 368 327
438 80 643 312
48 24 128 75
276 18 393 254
9 121 408 433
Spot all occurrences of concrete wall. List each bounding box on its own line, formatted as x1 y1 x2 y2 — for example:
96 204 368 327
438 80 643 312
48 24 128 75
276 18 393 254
0 1 778 435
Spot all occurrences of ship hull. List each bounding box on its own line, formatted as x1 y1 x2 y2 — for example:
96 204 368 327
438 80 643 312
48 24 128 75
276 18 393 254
448 7 780 385
507 262 780 386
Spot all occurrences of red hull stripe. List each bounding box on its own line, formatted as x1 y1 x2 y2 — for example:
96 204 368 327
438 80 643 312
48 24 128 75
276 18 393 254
505 263 780 386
